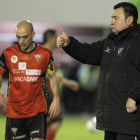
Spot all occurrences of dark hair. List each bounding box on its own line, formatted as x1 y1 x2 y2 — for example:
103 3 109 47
114 2 138 25
43 29 56 44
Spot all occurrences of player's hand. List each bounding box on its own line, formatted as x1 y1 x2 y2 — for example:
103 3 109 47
56 27 70 47
126 98 137 113
0 92 6 107
49 97 60 119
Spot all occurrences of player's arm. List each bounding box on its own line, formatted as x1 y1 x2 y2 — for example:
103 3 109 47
0 75 6 107
58 76 79 91
46 63 60 119
0 53 8 107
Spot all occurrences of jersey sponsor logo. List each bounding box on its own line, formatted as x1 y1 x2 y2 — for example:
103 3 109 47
18 62 26 70
12 69 41 75
34 54 41 62
117 48 123 56
13 76 38 82
13 134 26 139
105 47 111 53
11 55 18 63
12 69 23 74
30 129 40 135
26 70 41 75
11 127 18 136
20 55 31 61
12 69 21 74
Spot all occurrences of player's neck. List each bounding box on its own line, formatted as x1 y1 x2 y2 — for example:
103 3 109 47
43 43 53 51
22 42 35 53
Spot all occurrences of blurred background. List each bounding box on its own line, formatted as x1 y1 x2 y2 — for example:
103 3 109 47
0 0 140 140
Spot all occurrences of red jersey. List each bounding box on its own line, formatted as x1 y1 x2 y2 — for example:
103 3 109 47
0 43 52 118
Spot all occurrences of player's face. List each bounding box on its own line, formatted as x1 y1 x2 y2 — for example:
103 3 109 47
16 27 35 51
110 7 129 35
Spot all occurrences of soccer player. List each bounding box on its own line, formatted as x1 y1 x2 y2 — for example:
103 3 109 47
0 21 60 140
43 29 79 140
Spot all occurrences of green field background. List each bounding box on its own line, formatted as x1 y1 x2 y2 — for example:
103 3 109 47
130 0 140 24
0 115 104 140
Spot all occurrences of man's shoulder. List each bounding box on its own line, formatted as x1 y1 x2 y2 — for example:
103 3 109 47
130 24 140 38
4 44 18 53
36 44 51 53
132 32 140 39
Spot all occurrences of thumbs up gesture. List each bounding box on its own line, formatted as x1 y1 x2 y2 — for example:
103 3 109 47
56 27 70 47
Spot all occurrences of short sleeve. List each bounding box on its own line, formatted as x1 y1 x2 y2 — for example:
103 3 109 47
46 53 55 74
49 53 53 64
0 53 8 76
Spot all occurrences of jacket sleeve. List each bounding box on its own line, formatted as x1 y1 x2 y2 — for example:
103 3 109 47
128 41 140 101
62 37 104 66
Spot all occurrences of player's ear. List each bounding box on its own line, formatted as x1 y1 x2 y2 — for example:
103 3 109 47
32 31 35 38
126 16 134 26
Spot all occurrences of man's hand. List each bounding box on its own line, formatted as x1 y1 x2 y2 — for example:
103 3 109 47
0 92 6 107
49 97 60 119
56 27 70 47
126 98 137 113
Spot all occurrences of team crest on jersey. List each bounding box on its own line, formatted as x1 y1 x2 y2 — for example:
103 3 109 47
34 54 41 62
11 55 18 63
118 48 123 56
11 127 18 136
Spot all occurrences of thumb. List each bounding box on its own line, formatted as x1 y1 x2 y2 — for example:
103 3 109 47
61 27 65 35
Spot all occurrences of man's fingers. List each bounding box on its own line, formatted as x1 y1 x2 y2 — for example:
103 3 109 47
0 94 6 106
56 36 65 47
60 36 65 41
126 98 137 113
2 95 6 104
49 110 53 119
134 106 137 111
57 28 69 47
52 110 56 119
52 110 60 119
49 107 60 119
126 108 130 113
49 109 55 119
49 107 56 119
61 27 65 34
49 107 52 115
127 106 137 113
0 100 5 107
